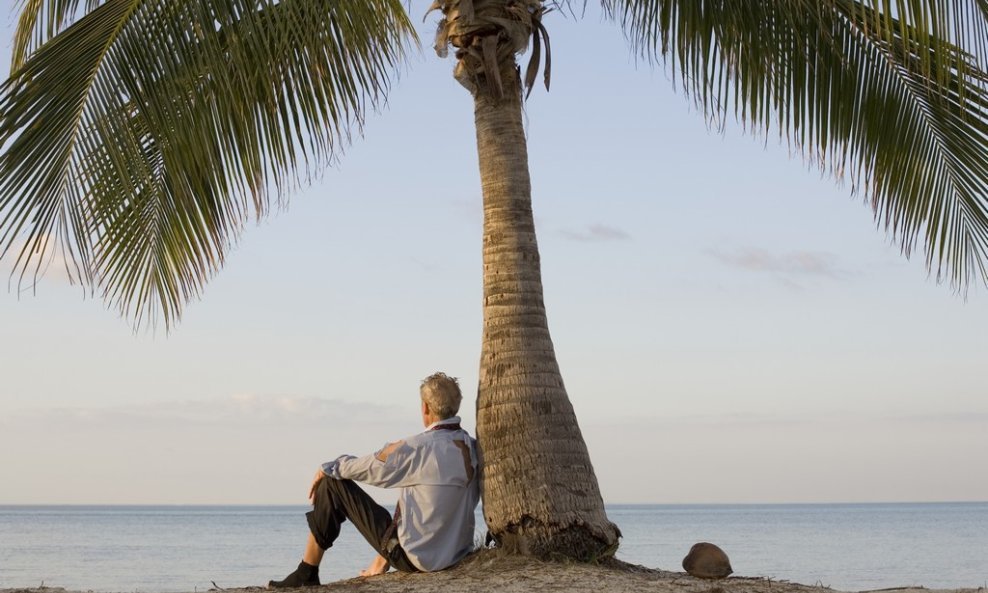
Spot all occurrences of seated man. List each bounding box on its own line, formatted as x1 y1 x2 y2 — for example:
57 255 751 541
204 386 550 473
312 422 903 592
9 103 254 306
268 372 479 587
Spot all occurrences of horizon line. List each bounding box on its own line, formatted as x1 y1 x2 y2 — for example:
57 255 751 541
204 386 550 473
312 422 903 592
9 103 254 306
1 500 985 508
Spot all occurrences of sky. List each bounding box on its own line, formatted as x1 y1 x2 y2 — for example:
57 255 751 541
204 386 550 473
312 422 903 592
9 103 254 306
1 5 986 506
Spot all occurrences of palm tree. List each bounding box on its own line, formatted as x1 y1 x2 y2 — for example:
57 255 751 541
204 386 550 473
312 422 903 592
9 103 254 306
2 0 987 560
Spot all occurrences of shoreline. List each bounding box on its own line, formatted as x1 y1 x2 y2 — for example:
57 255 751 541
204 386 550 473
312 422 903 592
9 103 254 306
2 554 984 593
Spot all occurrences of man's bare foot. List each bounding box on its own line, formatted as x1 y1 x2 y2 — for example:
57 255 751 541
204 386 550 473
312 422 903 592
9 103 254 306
360 554 390 577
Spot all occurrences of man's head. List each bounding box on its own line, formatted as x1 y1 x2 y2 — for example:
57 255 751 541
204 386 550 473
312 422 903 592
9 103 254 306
420 372 462 423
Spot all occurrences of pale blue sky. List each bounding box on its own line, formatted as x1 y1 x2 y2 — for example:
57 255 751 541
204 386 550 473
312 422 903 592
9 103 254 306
1 6 986 505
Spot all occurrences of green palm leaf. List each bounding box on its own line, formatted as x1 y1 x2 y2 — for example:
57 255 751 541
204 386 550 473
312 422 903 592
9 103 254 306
11 0 103 69
603 0 988 289
0 0 416 327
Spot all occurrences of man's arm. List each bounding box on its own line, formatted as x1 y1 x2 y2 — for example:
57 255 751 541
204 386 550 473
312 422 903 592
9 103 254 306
313 440 418 489
334 440 418 488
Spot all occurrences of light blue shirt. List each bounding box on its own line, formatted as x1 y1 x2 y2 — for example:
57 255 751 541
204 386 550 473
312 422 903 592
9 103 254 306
321 416 480 571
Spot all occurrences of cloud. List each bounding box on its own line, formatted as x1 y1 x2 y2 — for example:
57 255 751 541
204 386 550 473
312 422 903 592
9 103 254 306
585 409 988 430
708 247 845 279
560 224 631 242
450 199 482 225
0 395 418 504
19 393 405 428
583 410 988 504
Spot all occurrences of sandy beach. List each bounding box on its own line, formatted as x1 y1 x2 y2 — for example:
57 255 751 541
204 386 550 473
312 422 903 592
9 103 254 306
2 553 982 593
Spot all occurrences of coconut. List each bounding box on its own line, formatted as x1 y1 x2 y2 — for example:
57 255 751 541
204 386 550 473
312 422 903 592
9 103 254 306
682 542 733 579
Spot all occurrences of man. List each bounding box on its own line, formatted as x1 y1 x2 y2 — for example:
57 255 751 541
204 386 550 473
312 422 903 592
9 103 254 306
268 372 480 587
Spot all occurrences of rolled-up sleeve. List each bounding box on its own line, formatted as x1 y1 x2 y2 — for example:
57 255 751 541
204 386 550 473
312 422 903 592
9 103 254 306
320 455 355 479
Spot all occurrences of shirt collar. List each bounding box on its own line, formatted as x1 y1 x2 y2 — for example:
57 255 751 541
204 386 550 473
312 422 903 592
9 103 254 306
425 416 462 431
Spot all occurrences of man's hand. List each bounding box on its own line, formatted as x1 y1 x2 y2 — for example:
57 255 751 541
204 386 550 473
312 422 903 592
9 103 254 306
308 469 325 503
359 554 390 577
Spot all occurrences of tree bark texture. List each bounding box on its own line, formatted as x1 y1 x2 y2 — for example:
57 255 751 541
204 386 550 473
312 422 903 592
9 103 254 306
472 61 620 559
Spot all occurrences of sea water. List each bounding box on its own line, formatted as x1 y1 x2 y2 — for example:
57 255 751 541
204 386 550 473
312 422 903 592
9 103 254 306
0 503 985 592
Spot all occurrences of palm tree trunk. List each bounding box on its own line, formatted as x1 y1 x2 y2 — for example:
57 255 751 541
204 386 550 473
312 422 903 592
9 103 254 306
472 59 620 559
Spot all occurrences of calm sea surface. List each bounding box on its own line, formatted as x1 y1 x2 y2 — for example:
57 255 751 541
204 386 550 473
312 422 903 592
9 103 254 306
0 503 985 592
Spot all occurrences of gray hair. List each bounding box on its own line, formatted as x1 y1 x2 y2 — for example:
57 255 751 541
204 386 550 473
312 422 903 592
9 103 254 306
420 372 462 419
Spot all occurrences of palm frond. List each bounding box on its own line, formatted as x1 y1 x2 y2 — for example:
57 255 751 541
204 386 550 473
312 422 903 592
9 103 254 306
0 0 416 327
602 0 988 289
11 0 104 70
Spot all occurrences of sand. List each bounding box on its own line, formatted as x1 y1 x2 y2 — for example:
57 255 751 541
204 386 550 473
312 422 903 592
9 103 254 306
2 552 982 593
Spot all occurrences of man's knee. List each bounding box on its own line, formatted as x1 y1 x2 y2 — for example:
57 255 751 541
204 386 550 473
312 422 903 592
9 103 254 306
315 476 351 501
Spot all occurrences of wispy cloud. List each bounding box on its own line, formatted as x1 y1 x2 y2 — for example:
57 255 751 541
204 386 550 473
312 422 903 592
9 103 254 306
14 394 405 428
450 199 482 226
583 410 988 504
560 224 631 242
0 395 416 504
708 247 845 279
586 409 988 429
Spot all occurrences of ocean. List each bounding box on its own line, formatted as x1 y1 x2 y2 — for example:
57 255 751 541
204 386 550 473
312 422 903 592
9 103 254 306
0 503 985 592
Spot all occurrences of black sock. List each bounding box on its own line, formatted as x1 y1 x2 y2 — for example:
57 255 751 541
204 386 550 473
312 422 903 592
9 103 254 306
268 560 320 588
297 561 318 579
